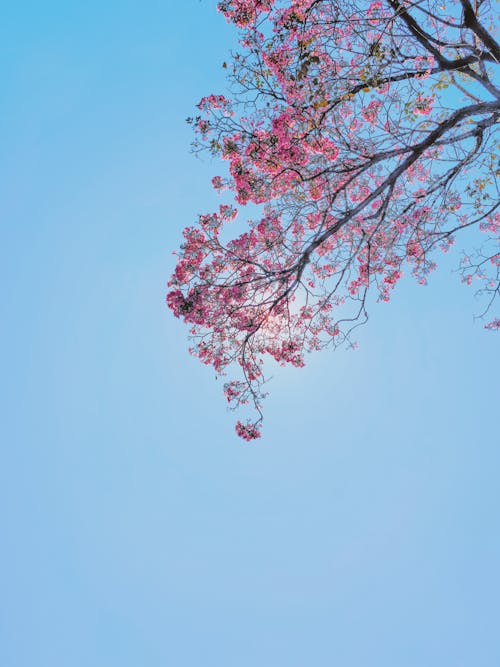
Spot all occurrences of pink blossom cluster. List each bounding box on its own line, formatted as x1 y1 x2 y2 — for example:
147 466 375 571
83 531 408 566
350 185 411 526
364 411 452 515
197 94 234 115
414 55 435 79
217 0 274 27
362 100 382 125
235 420 261 440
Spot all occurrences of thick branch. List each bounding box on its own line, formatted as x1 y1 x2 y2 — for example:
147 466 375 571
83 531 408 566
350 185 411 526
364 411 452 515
461 0 500 63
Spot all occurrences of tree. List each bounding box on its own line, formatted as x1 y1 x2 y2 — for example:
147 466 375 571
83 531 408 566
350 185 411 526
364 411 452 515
168 0 500 440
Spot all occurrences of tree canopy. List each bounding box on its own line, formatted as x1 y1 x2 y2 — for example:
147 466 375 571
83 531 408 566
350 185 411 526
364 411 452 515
168 0 500 440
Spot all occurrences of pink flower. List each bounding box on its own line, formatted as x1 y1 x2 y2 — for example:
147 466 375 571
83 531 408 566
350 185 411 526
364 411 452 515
235 421 261 440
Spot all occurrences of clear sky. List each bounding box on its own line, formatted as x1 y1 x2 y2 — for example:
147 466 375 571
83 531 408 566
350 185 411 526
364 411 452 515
1 1 499 665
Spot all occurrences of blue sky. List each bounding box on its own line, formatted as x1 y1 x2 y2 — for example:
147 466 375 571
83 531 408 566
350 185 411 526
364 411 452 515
1 1 500 665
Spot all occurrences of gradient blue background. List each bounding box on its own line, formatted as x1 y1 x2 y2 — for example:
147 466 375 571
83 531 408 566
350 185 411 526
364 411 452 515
2 1 499 665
